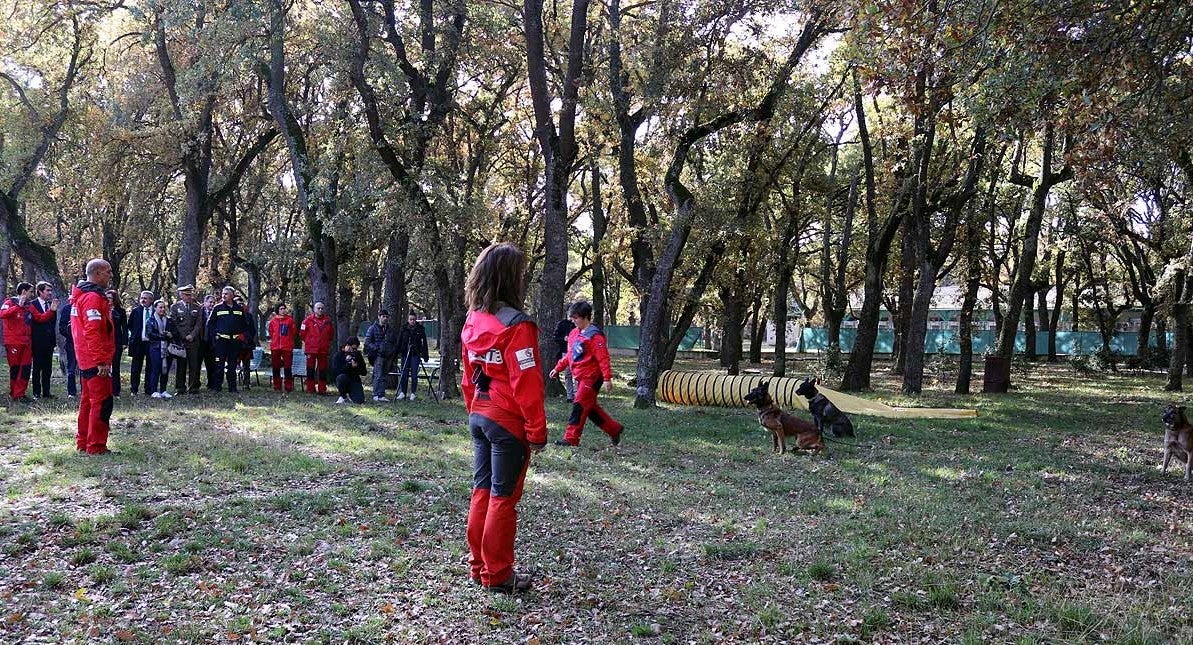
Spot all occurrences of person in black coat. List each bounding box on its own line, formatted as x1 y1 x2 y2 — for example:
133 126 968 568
30 282 60 399
106 290 128 397
553 317 576 401
394 312 429 401
364 310 397 401
126 291 155 396
332 337 368 404
57 299 77 397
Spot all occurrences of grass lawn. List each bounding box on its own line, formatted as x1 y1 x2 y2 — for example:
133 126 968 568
2 358 1191 643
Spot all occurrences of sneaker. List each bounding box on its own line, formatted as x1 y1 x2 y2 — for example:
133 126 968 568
336 397 346 404
395 392 405 401
373 396 389 402
150 392 162 399
484 571 532 594
408 393 416 401
160 392 173 399
612 429 624 446
554 439 576 447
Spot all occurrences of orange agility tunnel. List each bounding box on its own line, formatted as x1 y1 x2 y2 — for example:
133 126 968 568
655 371 978 420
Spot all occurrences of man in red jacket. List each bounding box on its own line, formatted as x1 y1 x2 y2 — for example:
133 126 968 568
300 302 335 394
268 303 297 392
70 259 115 455
2 281 58 402
550 300 624 447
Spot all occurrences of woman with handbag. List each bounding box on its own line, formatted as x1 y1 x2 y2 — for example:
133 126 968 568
147 299 182 399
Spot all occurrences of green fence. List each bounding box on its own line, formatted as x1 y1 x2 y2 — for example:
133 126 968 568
799 328 1171 356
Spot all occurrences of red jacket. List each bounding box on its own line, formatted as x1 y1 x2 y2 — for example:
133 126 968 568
553 324 613 382
1 296 55 346
268 314 296 351
70 282 115 370
461 307 547 445
300 313 334 355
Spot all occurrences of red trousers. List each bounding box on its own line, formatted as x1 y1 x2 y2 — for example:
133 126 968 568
271 350 293 391
304 353 328 394
467 413 530 587
563 379 623 445
6 343 32 399
77 371 113 454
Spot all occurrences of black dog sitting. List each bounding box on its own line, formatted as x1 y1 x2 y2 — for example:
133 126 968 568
795 378 855 438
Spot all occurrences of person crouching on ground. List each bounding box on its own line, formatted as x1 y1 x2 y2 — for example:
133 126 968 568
549 300 624 447
460 242 547 593
333 336 367 404
267 303 297 392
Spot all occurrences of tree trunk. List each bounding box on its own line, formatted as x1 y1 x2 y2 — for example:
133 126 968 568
892 224 917 376
773 264 791 378
841 71 916 392
1048 251 1066 361
590 158 607 328
525 0 587 392
384 230 410 318
997 122 1072 357
748 294 764 364
1136 304 1155 362
956 262 980 394
1024 292 1037 360
722 278 745 376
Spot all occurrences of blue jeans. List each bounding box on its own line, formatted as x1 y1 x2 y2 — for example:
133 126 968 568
371 355 392 397
397 354 421 394
60 343 77 397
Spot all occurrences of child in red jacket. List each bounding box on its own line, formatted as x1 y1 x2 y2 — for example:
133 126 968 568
550 301 624 447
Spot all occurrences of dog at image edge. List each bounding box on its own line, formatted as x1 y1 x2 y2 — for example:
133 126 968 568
795 377 855 438
1161 403 1192 481
744 380 823 453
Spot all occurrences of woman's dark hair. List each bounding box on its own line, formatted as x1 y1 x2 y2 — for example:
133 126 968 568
276 302 287 313
567 301 593 320
465 242 527 313
345 336 360 347
106 290 124 310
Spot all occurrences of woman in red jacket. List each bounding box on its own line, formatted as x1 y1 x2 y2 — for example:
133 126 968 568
267 303 297 392
460 242 547 594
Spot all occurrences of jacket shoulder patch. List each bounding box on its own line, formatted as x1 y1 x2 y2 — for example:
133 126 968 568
514 347 536 370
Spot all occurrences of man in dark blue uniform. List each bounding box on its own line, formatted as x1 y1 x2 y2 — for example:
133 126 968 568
205 286 249 393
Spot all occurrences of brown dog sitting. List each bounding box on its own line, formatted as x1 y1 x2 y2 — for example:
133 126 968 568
1161 404 1192 481
744 380 823 453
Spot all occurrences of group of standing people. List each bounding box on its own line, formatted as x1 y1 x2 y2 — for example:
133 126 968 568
0 260 121 454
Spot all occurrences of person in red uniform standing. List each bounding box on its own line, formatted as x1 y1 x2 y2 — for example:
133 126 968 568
299 302 334 394
268 303 298 392
550 300 624 447
460 242 547 594
71 259 116 455
2 281 58 402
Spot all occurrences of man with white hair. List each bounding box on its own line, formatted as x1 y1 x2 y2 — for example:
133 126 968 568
71 259 116 455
